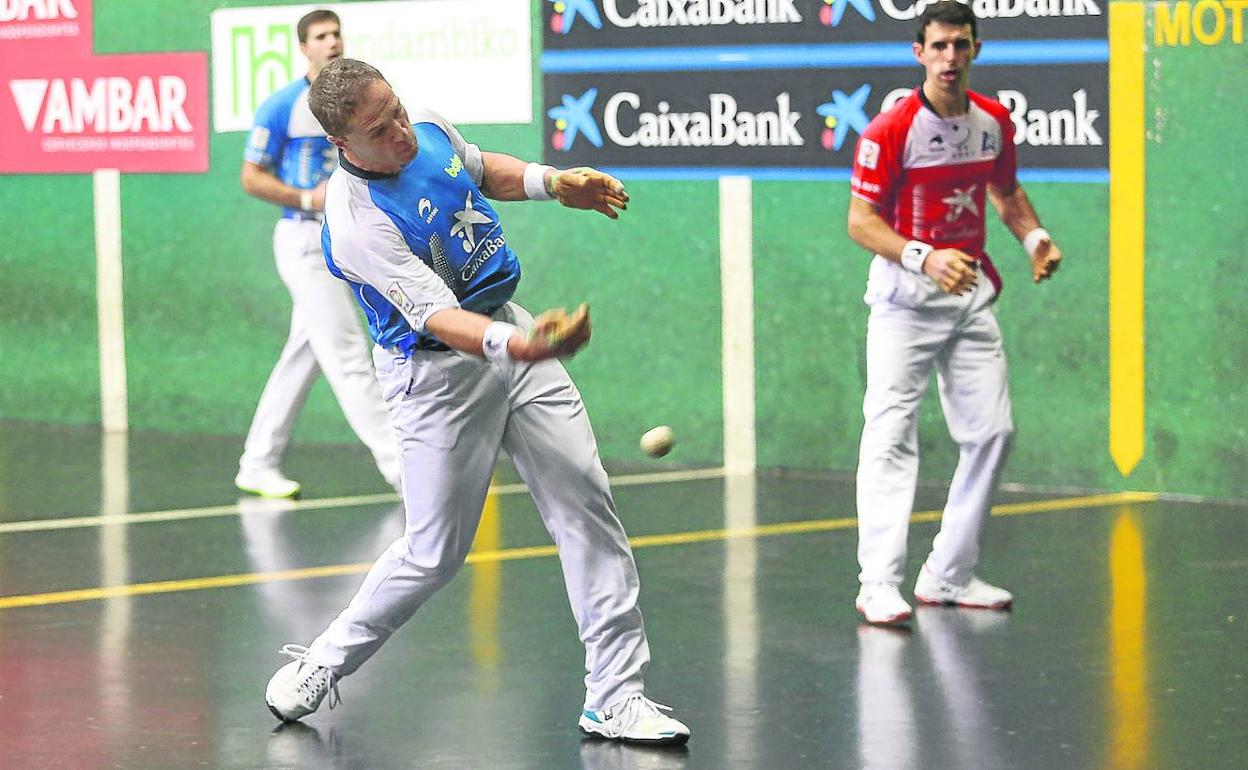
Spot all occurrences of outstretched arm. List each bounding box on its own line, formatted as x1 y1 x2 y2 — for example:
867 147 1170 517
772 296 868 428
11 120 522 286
476 151 532 200
479 152 629 219
988 181 1062 283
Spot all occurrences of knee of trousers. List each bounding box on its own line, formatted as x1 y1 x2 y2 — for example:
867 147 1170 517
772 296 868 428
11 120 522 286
394 532 471 583
959 423 1015 453
861 401 920 442
859 423 920 468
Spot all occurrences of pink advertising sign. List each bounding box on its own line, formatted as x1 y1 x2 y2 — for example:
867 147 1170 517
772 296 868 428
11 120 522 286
0 0 208 174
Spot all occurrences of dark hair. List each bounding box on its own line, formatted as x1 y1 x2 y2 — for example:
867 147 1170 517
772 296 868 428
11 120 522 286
297 9 340 44
916 1 978 44
309 58 387 136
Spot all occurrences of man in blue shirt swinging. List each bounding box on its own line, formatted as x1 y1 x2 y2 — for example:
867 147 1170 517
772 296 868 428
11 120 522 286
262 58 690 746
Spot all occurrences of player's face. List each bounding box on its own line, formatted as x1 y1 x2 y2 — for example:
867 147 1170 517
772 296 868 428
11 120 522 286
301 21 343 77
338 80 417 173
914 22 980 95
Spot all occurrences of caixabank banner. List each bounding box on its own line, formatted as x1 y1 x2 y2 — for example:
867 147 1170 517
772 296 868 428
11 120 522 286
542 63 1107 171
543 0 1107 49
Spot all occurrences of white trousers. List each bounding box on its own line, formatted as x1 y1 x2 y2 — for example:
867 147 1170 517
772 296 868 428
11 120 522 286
307 303 650 711
239 218 400 487
856 286 1014 587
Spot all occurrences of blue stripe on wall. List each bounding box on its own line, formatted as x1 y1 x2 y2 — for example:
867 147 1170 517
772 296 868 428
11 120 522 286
542 40 1108 74
600 167 1109 183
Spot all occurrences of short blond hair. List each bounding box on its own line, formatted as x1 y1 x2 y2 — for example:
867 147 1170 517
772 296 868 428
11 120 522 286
309 58 386 136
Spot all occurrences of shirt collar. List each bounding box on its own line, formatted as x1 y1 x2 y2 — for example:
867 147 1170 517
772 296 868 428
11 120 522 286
917 85 970 119
338 150 399 180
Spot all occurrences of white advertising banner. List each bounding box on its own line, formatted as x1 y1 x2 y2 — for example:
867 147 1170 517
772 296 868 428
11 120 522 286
211 0 531 132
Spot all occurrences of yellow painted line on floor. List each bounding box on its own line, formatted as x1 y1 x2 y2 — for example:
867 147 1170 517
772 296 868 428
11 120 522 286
1109 507 1152 769
0 467 729 536
0 491 1155 611
1109 1 1147 477
990 490 1157 516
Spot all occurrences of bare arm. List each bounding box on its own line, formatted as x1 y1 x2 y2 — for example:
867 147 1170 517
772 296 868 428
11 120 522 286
424 306 589 362
987 180 1041 240
988 180 1062 282
240 161 326 211
477 151 536 201
846 195 909 261
846 196 977 295
478 152 629 219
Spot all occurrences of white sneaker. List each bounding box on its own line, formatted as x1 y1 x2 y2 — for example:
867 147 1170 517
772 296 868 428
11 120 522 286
236 468 301 499
265 644 341 722
578 695 690 745
913 565 1013 609
855 582 913 625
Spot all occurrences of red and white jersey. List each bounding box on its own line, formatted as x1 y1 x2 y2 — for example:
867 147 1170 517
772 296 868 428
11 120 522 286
851 88 1017 296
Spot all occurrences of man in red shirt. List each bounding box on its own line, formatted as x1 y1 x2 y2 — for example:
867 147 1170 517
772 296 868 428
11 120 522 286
848 1 1062 625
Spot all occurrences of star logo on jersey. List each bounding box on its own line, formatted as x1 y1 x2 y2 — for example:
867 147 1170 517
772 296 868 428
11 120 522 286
450 191 491 252
816 84 871 152
942 185 979 222
818 0 876 26
548 89 603 152
548 0 602 34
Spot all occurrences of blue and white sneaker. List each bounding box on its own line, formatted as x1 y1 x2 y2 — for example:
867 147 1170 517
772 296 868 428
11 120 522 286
578 695 690 745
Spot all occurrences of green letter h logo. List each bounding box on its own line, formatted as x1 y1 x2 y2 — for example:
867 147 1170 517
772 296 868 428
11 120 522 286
231 24 295 117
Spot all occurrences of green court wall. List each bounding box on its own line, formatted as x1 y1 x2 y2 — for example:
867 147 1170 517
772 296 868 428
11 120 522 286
0 1 1243 498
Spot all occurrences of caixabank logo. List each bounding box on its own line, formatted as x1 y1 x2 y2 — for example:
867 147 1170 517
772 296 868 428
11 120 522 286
816 0 1106 36
545 83 806 165
542 65 1108 169
545 0 810 48
543 0 1105 49
815 83 872 150
816 0 875 27
547 0 603 34
548 88 605 151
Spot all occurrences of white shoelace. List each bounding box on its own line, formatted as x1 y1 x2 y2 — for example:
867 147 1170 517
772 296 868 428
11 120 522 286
601 695 674 737
279 644 342 710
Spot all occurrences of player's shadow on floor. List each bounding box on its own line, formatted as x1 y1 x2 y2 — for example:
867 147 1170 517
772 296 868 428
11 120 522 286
578 737 691 770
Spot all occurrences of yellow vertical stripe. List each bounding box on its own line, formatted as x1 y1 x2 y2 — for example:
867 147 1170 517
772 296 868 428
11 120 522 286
1109 3 1147 476
468 484 502 689
1108 508 1150 769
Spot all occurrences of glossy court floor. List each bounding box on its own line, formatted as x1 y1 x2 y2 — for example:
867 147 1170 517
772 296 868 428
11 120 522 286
0 421 1244 769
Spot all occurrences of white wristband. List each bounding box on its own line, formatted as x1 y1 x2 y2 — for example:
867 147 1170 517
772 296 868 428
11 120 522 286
523 163 555 201
482 321 518 362
1023 227 1050 257
900 240 933 274
299 189 313 211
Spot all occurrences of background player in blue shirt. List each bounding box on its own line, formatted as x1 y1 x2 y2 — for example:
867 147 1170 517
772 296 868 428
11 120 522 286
262 58 690 745
236 10 399 498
